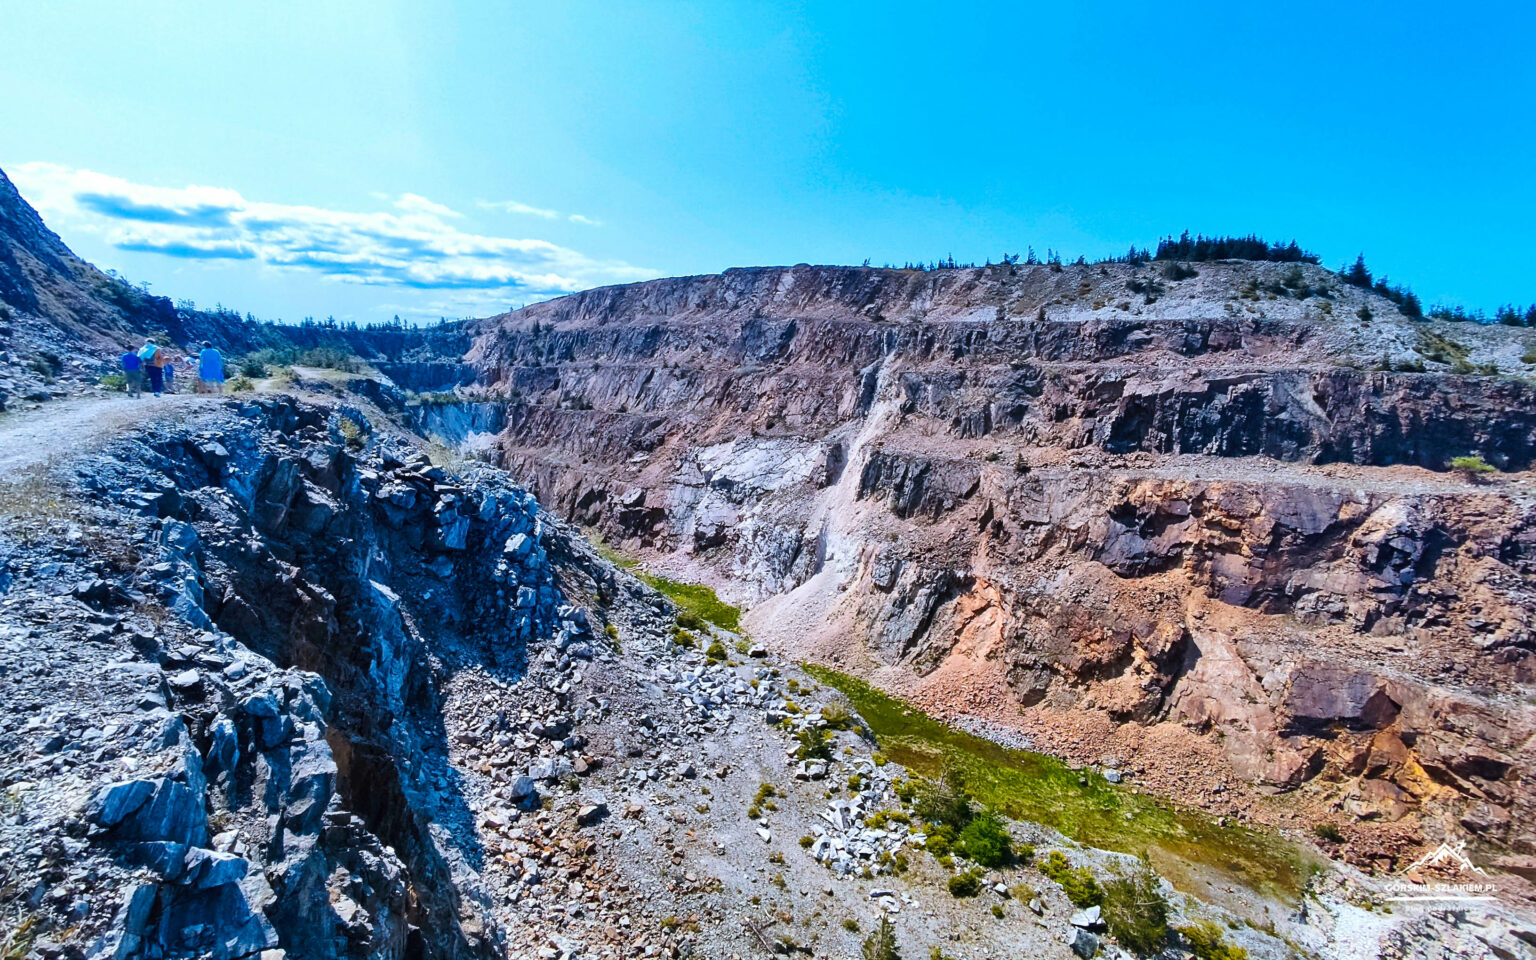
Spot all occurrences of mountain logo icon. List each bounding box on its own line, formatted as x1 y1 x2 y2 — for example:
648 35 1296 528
1400 839 1487 879
1382 837 1496 902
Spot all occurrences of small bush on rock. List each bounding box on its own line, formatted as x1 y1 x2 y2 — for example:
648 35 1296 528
1101 862 1170 955
1450 455 1496 477
1176 921 1248 960
795 727 833 761
1041 851 1103 908
862 916 900 960
954 809 1012 867
915 771 974 833
947 870 984 898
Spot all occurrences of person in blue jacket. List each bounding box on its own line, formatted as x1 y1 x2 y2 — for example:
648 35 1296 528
119 348 143 397
197 342 226 393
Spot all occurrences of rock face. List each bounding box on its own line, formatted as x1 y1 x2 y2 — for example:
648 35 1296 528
0 166 179 351
461 263 1536 859
0 396 639 959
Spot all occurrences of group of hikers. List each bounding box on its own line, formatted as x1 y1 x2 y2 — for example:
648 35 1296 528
119 340 227 397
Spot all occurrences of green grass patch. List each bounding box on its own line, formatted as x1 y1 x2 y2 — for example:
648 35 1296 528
803 664 1318 905
639 574 741 632
586 533 639 570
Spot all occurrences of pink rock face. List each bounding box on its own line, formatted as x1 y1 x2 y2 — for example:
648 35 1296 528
462 263 1536 856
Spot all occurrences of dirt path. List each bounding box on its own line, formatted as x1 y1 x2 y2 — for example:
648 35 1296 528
0 393 220 479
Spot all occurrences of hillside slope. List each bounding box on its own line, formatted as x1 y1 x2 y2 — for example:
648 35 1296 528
461 262 1536 872
0 165 473 410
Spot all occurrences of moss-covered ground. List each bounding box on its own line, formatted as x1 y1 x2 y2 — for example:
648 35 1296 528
804 664 1319 905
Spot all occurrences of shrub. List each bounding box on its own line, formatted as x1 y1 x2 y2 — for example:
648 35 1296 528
914 771 974 832
99 372 127 391
820 702 855 731
1101 863 1170 955
1313 823 1344 843
704 640 727 661
843 918 860 933
862 916 900 960
228 375 255 393
239 356 269 378
795 727 833 761
1176 921 1249 960
1450 455 1496 477
336 416 367 450
1041 851 1103 908
955 809 1012 867
990 903 1004 919
947 870 984 898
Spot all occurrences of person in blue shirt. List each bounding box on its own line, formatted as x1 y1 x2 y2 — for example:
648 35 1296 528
119 349 143 397
197 342 226 393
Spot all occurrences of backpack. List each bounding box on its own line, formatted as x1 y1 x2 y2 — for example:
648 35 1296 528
137 344 159 363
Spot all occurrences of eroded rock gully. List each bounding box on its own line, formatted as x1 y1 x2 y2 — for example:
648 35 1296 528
460 263 1536 867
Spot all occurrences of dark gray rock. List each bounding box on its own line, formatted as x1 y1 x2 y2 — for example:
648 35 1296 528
180 848 248 889
87 779 155 828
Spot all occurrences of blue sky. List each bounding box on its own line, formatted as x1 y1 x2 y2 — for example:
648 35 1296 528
1 1 1532 323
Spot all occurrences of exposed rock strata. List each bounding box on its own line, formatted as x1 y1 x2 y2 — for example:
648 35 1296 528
461 263 1536 864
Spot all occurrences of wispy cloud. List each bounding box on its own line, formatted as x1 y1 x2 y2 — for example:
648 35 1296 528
479 197 600 226
12 163 648 299
478 198 559 219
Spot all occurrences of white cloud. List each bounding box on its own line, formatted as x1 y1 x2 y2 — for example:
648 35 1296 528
479 198 601 226
11 162 648 299
394 193 461 218
477 198 560 219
